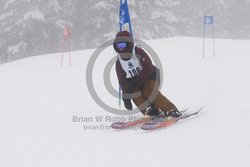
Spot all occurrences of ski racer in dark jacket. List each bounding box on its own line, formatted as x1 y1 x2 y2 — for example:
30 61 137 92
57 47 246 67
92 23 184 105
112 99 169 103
113 30 181 117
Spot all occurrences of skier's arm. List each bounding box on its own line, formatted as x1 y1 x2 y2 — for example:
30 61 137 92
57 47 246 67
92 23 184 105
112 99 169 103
115 60 133 110
135 47 154 86
115 60 128 92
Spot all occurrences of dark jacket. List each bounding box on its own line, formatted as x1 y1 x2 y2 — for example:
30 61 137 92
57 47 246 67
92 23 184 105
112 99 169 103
113 31 157 93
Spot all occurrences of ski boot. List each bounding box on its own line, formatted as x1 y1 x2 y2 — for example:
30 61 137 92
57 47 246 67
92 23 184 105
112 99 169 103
144 104 161 117
164 110 182 118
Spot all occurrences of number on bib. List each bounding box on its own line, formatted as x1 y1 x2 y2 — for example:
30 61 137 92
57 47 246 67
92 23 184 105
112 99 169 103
128 67 142 77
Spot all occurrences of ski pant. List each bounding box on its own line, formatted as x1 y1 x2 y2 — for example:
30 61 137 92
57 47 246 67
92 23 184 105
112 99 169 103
132 79 178 114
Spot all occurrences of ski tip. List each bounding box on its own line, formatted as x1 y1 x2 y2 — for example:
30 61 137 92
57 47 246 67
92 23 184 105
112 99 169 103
197 107 203 112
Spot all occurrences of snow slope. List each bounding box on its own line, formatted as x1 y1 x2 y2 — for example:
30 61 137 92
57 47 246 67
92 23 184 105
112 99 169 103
0 37 250 167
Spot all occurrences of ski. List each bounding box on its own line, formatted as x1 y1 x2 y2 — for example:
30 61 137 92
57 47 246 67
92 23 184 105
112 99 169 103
110 108 189 129
141 107 203 130
111 117 149 129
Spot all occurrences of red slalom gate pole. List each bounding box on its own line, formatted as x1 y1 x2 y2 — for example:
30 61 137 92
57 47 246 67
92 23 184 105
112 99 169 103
61 25 72 66
61 36 65 66
68 26 72 66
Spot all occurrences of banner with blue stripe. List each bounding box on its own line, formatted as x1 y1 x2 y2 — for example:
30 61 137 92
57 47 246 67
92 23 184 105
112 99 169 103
204 16 213 24
119 0 130 25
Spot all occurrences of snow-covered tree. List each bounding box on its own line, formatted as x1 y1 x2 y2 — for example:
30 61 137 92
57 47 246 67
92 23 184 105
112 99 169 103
0 0 249 64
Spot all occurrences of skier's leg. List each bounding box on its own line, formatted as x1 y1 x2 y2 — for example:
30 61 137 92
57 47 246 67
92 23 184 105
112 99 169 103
142 79 178 112
132 95 148 114
132 96 161 116
131 87 160 116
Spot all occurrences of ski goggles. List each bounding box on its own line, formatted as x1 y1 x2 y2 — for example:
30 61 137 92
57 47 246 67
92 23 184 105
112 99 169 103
116 42 127 49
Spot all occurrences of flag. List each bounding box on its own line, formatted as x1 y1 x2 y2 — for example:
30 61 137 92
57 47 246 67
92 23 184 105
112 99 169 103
203 16 216 58
119 0 130 25
204 16 213 25
64 26 71 37
118 0 133 107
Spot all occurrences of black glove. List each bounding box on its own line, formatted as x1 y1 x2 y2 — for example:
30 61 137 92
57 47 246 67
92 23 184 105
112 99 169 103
125 78 137 93
123 99 133 110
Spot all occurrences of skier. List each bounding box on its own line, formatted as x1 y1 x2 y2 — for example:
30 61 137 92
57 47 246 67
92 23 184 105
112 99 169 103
113 31 181 118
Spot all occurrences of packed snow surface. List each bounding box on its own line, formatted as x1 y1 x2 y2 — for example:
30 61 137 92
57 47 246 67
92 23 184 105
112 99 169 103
0 37 250 167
